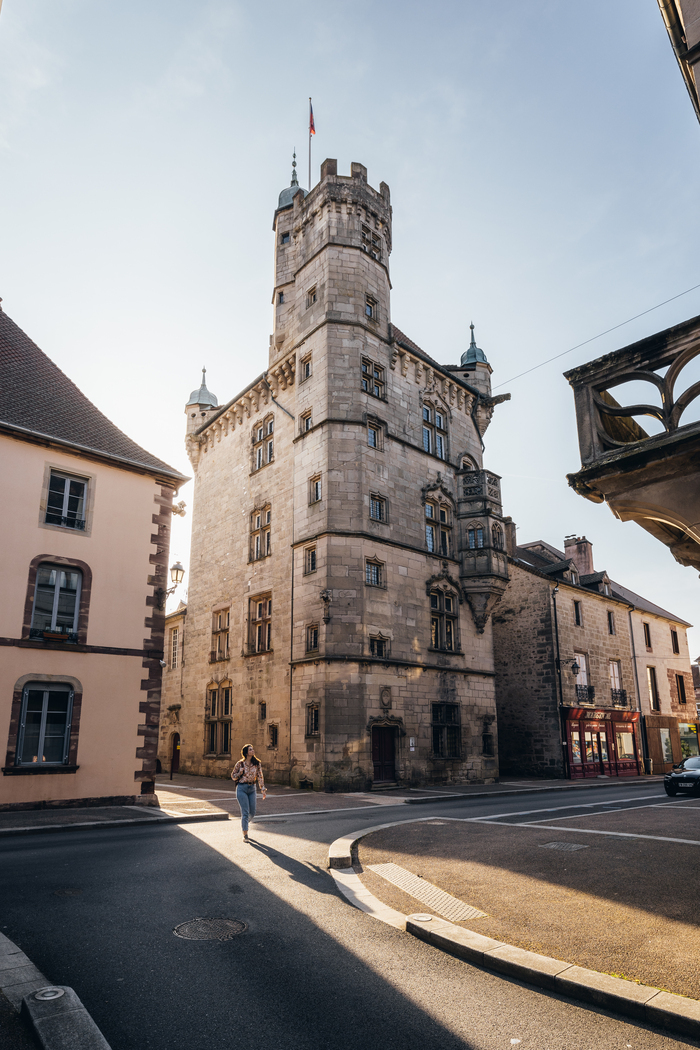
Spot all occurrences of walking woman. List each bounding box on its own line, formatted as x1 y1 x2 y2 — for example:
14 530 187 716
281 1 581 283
231 744 266 842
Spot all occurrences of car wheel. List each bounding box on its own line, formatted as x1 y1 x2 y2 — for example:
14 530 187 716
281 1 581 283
664 785 677 797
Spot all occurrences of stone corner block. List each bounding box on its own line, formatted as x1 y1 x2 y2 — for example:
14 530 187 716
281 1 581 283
555 965 658 1020
485 944 571 991
645 990 700 1039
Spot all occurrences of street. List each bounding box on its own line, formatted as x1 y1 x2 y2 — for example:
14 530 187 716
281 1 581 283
1 782 697 1050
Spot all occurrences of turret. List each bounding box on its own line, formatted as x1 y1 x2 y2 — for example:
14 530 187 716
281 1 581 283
459 324 492 397
185 368 218 436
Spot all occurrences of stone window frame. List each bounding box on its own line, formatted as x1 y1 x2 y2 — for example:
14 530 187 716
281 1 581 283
306 704 320 737
466 521 484 551
361 224 382 261
306 623 319 653
365 558 385 588
204 679 232 757
300 409 313 434
21 555 93 646
643 621 652 650
367 420 383 451
309 474 322 505
369 633 390 659
170 626 179 670
607 610 616 636
210 606 230 663
280 231 290 245
259 701 267 721
647 665 660 711
250 505 272 563
252 414 274 473
300 354 313 382
421 401 448 461
675 672 688 706
303 546 317 575
38 462 97 539
425 499 452 557
430 702 461 759
369 493 387 523
248 593 272 655
3 673 83 775
268 723 279 750
361 356 386 400
306 286 318 310
492 523 503 550
428 586 459 653
573 600 583 627
671 627 680 655
365 294 379 323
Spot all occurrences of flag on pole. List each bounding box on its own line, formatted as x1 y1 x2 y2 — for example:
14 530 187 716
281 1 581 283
309 100 316 135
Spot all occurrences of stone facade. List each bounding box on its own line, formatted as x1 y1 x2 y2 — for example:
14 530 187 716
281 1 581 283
159 159 511 790
493 530 694 778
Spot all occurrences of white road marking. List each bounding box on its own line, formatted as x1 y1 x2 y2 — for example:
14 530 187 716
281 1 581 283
467 794 664 822
471 820 700 846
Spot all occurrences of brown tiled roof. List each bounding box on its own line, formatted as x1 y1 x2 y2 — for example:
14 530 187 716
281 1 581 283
0 308 187 482
390 324 443 370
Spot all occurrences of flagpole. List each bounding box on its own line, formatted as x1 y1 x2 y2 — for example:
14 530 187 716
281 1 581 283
308 97 312 189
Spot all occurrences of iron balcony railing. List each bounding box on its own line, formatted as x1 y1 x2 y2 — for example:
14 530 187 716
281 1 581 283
575 685 595 703
611 688 628 707
29 627 79 643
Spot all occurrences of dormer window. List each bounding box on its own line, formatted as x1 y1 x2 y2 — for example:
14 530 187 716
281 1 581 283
571 569 579 585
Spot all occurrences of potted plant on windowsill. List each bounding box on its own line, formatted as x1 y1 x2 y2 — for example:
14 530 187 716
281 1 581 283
42 630 71 641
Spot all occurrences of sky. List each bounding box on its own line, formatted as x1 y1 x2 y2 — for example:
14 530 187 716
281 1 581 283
1 0 698 655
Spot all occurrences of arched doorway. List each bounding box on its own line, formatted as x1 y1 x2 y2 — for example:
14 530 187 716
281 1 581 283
170 733 180 779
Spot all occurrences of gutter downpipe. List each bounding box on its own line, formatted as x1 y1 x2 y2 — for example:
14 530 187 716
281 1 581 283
628 607 651 774
551 584 570 779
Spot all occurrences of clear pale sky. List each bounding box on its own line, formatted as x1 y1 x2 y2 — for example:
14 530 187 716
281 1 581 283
1 1 698 653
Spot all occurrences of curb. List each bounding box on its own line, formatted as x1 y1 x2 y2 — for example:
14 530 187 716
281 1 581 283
327 818 700 1040
403 777 666 805
0 932 111 1048
0 811 229 838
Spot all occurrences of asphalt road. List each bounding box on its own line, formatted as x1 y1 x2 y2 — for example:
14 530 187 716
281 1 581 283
1 782 696 1050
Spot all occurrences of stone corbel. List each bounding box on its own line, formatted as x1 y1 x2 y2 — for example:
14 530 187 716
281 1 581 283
390 349 400 371
415 360 423 383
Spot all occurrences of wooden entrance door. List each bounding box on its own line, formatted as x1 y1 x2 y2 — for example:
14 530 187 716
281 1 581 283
171 733 180 777
372 726 395 783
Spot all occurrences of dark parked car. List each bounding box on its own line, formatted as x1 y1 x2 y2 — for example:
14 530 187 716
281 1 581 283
664 756 700 796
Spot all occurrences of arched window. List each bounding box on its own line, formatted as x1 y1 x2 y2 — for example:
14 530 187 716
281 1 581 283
30 564 82 641
467 524 484 550
421 403 447 460
425 500 452 556
429 589 458 651
252 415 274 471
492 523 503 550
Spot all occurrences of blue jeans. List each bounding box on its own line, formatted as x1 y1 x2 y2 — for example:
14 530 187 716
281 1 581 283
236 783 257 832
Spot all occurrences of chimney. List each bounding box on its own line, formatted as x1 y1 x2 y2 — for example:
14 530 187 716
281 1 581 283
564 535 594 576
503 517 517 556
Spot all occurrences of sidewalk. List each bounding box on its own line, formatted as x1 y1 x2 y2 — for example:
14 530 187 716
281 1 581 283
353 800 699 1000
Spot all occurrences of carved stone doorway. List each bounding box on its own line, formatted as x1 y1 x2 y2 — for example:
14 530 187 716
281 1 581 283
372 726 396 783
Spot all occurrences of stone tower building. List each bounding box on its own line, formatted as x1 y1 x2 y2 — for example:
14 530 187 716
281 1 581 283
162 158 511 790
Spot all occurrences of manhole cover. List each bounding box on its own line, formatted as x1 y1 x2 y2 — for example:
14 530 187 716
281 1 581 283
539 842 589 852
173 918 247 941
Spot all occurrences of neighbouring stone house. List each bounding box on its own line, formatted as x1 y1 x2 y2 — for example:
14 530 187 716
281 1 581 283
0 305 187 808
493 529 694 779
158 157 512 790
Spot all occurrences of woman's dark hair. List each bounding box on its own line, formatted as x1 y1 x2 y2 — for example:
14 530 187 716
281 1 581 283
241 744 260 766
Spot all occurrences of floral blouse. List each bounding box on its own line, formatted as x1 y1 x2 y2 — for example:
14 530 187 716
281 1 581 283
231 759 265 791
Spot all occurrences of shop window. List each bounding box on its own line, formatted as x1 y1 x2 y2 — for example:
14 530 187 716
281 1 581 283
431 703 460 758
679 722 699 758
659 727 673 763
615 727 636 761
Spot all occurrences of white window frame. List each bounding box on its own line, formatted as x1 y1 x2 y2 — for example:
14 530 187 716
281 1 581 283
45 470 88 531
170 627 179 670
30 564 82 638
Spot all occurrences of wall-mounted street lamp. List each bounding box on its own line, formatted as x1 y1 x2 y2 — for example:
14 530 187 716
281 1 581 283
155 562 186 610
570 660 580 678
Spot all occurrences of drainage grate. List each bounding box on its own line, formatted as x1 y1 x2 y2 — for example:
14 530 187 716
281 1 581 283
539 842 589 852
368 863 487 921
173 918 247 941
